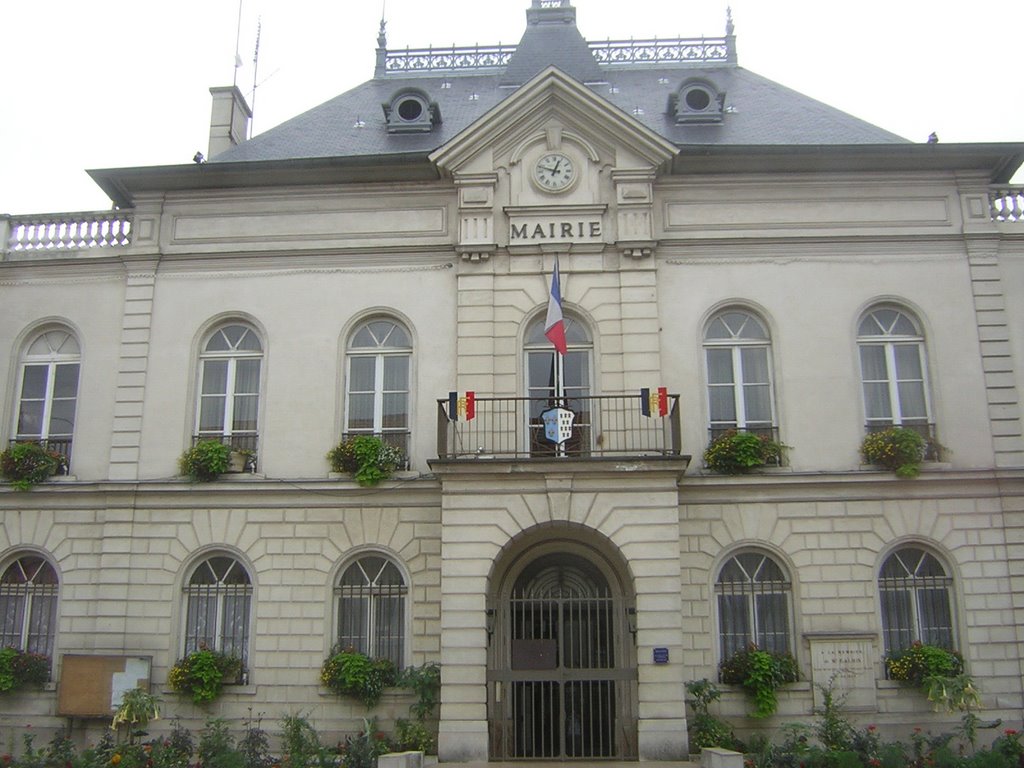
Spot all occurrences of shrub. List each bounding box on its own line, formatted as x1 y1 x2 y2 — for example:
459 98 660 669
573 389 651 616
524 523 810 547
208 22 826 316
393 718 436 754
886 642 963 685
321 648 397 708
685 678 739 752
327 436 404 487
0 647 50 693
397 662 441 721
0 443 66 490
111 688 161 745
861 426 927 478
719 645 799 718
168 649 243 704
703 430 783 474
178 440 232 482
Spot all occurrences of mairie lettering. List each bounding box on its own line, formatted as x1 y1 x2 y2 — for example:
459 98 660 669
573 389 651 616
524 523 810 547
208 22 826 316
510 220 602 240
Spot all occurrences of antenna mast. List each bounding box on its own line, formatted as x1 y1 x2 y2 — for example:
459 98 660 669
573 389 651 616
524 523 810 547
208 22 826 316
250 18 261 138
233 0 244 86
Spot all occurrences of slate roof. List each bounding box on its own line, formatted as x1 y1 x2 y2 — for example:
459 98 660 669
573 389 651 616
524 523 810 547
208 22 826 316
212 1 909 165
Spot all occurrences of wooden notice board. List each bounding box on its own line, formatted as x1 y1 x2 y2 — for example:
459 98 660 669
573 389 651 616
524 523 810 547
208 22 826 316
57 655 152 718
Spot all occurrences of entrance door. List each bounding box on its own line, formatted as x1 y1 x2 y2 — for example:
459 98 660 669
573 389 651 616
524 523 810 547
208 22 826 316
489 552 637 759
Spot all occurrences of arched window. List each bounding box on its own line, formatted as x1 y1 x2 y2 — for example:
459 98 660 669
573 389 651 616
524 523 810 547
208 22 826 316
345 319 411 456
858 306 932 434
183 555 252 665
0 554 58 662
879 546 954 656
334 554 407 666
195 323 262 454
715 551 792 659
524 313 592 456
12 327 80 470
703 309 776 441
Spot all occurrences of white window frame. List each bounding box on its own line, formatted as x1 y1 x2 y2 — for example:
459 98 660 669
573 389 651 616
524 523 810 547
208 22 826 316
703 310 776 437
12 329 80 452
857 306 932 429
344 319 412 452
194 323 262 445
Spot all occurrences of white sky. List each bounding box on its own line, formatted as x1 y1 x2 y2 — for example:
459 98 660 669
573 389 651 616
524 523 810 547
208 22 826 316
1 0 1020 215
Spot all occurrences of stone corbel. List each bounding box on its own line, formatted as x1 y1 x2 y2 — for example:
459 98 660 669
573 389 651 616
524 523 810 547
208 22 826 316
612 169 656 259
617 241 656 260
455 173 499 264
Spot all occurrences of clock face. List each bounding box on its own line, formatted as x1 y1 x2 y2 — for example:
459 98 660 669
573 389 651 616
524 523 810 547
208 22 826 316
533 152 576 192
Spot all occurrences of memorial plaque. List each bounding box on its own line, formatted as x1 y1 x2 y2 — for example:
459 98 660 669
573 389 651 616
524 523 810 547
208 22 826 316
808 636 876 711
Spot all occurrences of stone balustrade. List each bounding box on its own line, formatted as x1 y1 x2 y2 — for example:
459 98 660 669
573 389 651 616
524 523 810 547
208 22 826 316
991 187 1024 222
2 211 132 256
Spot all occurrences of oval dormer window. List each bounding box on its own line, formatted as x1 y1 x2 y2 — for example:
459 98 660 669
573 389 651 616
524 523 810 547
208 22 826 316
397 97 424 122
671 79 724 124
383 89 440 134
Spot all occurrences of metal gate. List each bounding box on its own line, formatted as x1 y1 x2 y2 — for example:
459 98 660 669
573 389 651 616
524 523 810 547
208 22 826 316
488 554 637 760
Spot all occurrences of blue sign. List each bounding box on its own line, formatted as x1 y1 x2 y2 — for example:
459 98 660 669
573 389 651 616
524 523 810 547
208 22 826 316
653 647 669 664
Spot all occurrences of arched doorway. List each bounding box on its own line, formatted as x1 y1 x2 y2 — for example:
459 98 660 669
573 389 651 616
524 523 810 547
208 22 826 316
488 535 637 760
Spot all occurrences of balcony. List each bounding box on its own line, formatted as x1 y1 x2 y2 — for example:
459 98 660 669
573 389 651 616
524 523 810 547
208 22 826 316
3 211 132 258
435 393 681 460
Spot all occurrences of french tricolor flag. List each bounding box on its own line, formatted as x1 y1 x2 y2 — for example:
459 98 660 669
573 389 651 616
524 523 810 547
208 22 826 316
544 259 568 355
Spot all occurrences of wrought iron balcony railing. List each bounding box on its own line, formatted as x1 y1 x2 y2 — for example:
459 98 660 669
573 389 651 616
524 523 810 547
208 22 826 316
436 393 681 460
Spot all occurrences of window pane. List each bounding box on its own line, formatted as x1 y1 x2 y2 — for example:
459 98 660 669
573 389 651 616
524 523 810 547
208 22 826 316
382 394 408 429
201 361 228 395
528 352 557 390
232 394 259 432
349 357 376 392
20 366 49 398
859 346 888 381
896 382 927 420
338 596 368 654
862 383 892 421
16 402 44 437
383 356 409 391
48 400 77 437
743 384 772 423
347 394 375 430
755 593 789 653
894 344 923 379
53 364 79 398
718 594 749 658
234 359 261 394
564 351 589 391
706 349 734 384
880 589 914 654
708 387 737 424
199 396 227 432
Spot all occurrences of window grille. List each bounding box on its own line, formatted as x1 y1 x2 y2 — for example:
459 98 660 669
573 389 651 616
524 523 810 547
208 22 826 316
335 556 407 666
183 556 252 666
0 555 58 662
879 547 954 656
715 551 792 659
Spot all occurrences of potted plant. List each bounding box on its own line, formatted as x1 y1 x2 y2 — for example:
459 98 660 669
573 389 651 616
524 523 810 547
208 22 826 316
861 427 928 478
885 641 977 712
327 436 404 487
703 430 784 474
168 647 243 704
227 448 255 473
0 648 50 693
178 440 232 482
0 443 67 491
321 647 397 707
719 645 799 718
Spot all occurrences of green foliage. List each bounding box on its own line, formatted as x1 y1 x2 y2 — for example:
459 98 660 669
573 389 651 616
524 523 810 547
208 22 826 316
861 427 928 478
196 718 244 768
327 436 404 487
340 719 392 768
703 430 784 474
321 648 397 708
719 646 799 718
685 678 739 752
397 663 441 721
237 710 273 768
0 647 50 693
280 713 337 768
168 648 243 704
178 440 232 482
813 678 856 752
392 719 436 754
886 642 964 686
112 688 161 745
924 673 981 714
0 443 66 490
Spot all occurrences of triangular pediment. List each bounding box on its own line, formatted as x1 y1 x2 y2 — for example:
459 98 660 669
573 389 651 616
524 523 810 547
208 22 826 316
429 66 678 175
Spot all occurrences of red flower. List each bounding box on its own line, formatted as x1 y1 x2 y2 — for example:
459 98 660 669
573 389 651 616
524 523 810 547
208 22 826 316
867 724 877 732
1005 729 1019 736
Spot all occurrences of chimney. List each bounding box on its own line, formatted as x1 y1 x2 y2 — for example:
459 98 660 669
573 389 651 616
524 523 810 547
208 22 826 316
208 86 252 159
